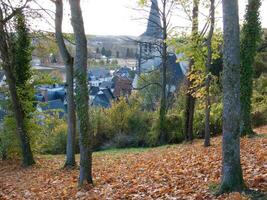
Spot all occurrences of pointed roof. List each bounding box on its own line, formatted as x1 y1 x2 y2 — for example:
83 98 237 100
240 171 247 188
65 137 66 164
141 0 162 39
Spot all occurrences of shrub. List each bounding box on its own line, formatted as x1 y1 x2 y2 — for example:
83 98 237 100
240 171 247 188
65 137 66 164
91 98 152 149
252 74 267 127
40 122 67 155
0 117 20 159
33 111 71 155
0 114 42 159
89 108 111 150
146 112 184 146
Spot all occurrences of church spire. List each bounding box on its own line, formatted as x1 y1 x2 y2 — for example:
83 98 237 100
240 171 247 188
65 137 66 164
141 0 162 39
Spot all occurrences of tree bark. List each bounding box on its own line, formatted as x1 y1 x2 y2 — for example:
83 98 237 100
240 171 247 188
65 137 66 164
69 0 93 186
218 0 245 193
55 0 76 168
0 8 35 167
204 0 215 147
184 0 199 142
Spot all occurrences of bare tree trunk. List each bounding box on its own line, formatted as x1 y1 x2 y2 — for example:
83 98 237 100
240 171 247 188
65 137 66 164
184 0 199 142
69 0 93 186
204 76 211 146
0 8 35 167
218 0 245 194
158 0 168 145
55 0 76 168
204 0 215 147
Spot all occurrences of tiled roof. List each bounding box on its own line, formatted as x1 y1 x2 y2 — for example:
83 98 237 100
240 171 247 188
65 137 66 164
113 77 132 98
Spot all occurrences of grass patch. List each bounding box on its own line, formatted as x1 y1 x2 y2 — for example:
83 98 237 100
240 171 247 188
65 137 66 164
208 182 220 194
94 147 151 156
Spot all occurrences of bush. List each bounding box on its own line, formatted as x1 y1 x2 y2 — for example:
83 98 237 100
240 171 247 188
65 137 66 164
146 112 184 146
106 98 152 148
90 98 153 149
0 114 43 159
89 108 111 150
252 74 267 127
40 122 68 155
0 117 20 159
193 102 223 138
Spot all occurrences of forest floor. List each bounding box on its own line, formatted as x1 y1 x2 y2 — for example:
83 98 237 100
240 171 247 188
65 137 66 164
0 126 266 200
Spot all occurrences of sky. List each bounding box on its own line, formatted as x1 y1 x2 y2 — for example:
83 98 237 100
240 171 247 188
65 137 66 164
31 0 267 36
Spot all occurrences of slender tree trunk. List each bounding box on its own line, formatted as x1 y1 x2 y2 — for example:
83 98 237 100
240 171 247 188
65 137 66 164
184 0 199 142
69 0 93 186
218 0 245 194
159 0 168 145
184 92 195 141
0 9 35 167
55 0 76 168
204 0 215 147
204 76 211 146
3 65 35 166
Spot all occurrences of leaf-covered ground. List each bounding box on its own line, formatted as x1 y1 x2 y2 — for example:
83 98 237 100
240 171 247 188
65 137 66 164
0 126 266 200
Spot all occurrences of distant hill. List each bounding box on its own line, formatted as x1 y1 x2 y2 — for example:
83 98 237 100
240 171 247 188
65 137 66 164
87 35 138 59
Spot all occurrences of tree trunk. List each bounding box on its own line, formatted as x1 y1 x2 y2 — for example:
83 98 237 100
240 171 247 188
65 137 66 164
3 65 35 167
204 76 211 147
184 0 199 142
158 0 168 145
69 0 93 186
204 0 215 147
55 0 76 168
0 9 35 167
219 0 245 193
184 91 195 142
240 0 261 137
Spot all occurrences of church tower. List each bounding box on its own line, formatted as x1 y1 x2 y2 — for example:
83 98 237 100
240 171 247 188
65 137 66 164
141 0 162 39
137 0 163 74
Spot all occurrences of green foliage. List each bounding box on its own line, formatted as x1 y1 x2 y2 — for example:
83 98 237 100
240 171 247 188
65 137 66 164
88 59 120 70
13 12 35 117
193 101 223 137
240 0 262 136
89 97 152 149
252 74 267 127
31 111 72 155
147 113 184 147
14 13 32 87
0 117 20 158
170 84 222 139
253 52 267 78
0 114 43 158
137 71 161 111
0 12 36 160
40 122 68 155
89 108 111 149
32 33 59 64
32 70 63 85
171 32 222 99
105 98 151 148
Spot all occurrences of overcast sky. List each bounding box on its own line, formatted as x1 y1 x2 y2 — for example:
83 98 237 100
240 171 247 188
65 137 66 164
31 0 267 36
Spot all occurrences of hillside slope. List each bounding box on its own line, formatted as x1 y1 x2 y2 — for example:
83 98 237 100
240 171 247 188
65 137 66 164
0 126 266 200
